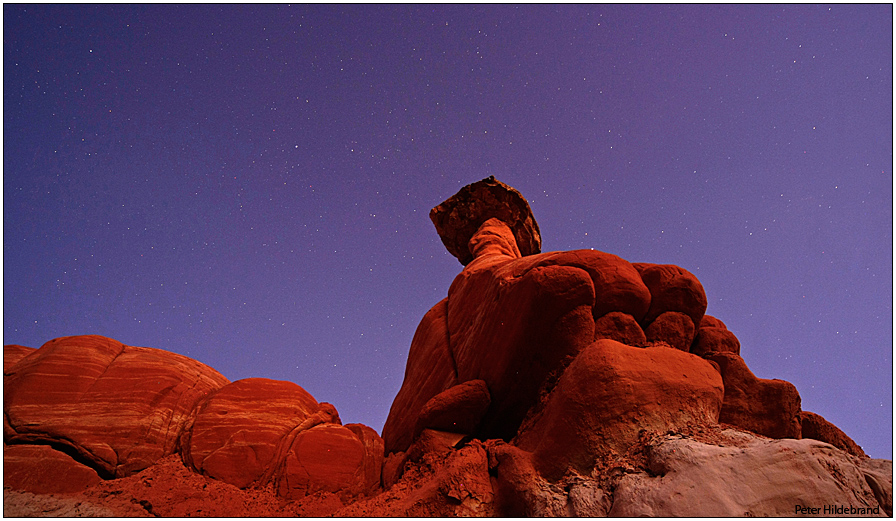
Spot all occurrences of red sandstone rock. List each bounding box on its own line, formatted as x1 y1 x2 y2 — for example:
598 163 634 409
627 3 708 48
447 255 596 441
4 444 102 494
413 379 491 437
691 326 741 356
382 297 458 454
645 310 695 351
706 352 802 439
593 312 647 345
700 314 728 329
800 410 867 457
278 422 369 501
4 335 230 479
182 377 322 488
345 423 386 494
634 263 707 328
335 442 496 517
430 176 541 265
515 339 724 480
3 344 35 372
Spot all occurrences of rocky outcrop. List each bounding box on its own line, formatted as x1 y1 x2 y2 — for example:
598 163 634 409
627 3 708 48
4 336 383 505
800 410 867 458
514 339 724 480
4 177 888 517
610 433 889 517
4 335 230 479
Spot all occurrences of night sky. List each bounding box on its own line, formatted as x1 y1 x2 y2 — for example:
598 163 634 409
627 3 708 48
4 5 892 459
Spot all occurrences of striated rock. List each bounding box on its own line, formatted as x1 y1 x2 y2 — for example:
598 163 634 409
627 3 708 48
182 377 322 489
515 339 724 480
800 410 867 458
4 335 230 479
382 298 457 455
610 433 889 517
413 379 491 438
278 422 369 501
644 310 695 351
634 262 707 328
181 377 381 501
344 423 386 495
4 444 102 494
3 344 35 372
707 352 802 439
430 176 541 266
691 325 741 356
593 311 646 345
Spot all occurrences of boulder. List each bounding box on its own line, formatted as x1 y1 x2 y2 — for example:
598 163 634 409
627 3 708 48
644 310 695 351
4 335 230 478
610 433 889 516
691 326 741 356
593 311 646 345
344 423 385 495
515 339 724 480
634 263 707 328
277 422 369 501
4 444 102 494
413 379 491 437
181 377 322 488
3 344 35 372
430 176 541 266
800 410 866 458
706 352 802 439
700 314 728 329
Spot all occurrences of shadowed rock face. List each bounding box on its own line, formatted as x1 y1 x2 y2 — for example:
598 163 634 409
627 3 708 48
3 177 888 517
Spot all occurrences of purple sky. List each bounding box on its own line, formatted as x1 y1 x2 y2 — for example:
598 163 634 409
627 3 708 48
4 5 892 459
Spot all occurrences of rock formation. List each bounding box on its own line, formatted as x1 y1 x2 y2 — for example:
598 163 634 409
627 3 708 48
4 177 891 517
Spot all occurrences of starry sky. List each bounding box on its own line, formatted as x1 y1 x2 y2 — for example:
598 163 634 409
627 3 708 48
4 5 892 459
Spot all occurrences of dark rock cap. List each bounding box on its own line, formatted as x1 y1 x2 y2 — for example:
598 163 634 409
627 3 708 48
430 176 542 265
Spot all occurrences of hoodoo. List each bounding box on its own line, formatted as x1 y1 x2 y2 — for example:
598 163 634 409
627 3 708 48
4 178 891 517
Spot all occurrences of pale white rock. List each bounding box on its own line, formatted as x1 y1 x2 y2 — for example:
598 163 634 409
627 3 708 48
610 432 890 517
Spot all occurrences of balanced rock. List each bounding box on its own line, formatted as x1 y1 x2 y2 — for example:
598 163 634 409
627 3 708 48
4 335 230 479
430 176 541 266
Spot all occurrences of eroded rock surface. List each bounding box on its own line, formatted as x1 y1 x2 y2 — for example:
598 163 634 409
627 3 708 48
4 177 888 518
4 335 230 479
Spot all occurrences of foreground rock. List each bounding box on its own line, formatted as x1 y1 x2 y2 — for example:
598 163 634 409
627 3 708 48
610 433 890 517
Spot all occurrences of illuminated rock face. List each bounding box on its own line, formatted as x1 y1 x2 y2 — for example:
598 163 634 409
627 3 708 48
4 335 231 478
3 178 889 517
